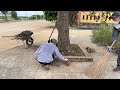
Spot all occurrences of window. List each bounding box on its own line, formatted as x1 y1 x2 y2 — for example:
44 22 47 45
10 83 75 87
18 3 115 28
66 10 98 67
109 17 111 21
83 15 85 20
90 16 92 20
94 16 96 20
86 15 88 20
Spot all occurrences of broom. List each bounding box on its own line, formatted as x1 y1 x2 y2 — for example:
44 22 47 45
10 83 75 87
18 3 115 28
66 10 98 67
83 40 116 79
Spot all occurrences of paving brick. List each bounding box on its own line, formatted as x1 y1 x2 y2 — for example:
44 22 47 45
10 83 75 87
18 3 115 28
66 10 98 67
52 73 66 79
64 73 71 79
34 74 47 79
0 29 120 79
46 72 53 79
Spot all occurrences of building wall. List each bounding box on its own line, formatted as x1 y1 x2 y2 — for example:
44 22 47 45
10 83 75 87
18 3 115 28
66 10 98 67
77 11 114 24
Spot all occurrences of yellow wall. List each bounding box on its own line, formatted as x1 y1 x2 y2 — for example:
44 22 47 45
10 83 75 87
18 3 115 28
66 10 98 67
78 11 114 23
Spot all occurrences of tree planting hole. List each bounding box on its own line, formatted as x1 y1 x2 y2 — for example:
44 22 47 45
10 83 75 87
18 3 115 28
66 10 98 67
60 44 85 56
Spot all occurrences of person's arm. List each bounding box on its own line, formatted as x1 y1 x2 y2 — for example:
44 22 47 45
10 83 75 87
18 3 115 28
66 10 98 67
54 46 71 66
54 47 68 62
108 27 119 46
113 24 120 30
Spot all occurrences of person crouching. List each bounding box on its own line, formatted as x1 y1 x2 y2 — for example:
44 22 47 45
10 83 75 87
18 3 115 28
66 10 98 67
34 38 71 70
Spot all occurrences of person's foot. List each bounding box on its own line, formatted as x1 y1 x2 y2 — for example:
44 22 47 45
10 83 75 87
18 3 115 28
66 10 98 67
113 67 120 71
45 65 50 71
41 64 50 70
41 64 44 67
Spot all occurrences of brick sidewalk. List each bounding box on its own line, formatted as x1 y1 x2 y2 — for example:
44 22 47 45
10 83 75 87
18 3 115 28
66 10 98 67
0 44 87 79
0 30 120 79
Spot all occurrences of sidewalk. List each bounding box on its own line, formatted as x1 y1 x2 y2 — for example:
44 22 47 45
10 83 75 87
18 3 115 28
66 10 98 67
0 30 120 79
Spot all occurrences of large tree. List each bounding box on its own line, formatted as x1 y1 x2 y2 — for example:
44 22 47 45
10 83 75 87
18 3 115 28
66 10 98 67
44 11 112 51
57 11 70 50
11 11 19 20
44 11 78 27
44 11 57 21
0 11 11 21
44 11 57 26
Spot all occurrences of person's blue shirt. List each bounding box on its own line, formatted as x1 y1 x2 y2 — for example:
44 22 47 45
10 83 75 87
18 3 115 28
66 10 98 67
34 42 67 63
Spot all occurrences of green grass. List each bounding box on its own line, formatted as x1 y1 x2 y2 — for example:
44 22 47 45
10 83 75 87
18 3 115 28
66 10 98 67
91 23 120 49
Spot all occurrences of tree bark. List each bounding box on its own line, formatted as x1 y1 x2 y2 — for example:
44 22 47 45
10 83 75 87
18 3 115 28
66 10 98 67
57 11 70 51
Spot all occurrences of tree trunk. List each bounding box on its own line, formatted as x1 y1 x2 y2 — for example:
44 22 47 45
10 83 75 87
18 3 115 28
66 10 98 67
69 11 73 27
4 14 8 22
57 11 70 51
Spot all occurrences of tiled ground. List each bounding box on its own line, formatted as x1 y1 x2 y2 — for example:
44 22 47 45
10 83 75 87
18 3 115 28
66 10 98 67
1 20 120 79
0 43 120 79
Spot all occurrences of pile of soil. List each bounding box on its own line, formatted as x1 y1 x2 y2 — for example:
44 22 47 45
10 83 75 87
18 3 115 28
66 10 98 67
15 30 33 40
60 44 85 56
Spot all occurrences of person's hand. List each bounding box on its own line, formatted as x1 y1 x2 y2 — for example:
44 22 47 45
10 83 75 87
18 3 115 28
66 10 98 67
48 39 51 43
107 46 112 52
66 60 71 66
64 58 71 66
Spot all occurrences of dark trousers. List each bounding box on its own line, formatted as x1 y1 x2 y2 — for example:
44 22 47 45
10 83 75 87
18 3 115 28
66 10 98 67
109 28 120 67
117 48 120 67
38 61 52 65
37 55 55 66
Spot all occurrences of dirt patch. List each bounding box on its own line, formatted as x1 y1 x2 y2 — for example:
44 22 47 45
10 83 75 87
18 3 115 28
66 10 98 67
60 44 85 56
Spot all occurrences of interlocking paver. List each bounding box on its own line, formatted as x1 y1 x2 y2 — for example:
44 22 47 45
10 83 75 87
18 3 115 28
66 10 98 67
0 28 120 79
52 73 66 79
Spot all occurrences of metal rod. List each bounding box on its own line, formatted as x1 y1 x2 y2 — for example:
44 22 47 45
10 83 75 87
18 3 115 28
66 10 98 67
1 36 14 38
49 27 56 40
